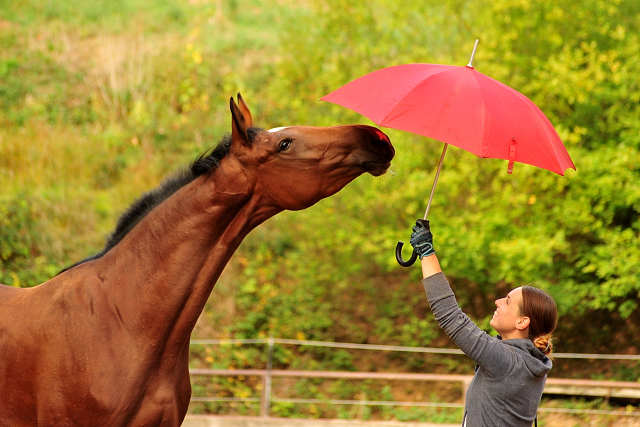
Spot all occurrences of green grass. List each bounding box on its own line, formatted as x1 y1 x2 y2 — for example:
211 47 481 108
0 0 303 278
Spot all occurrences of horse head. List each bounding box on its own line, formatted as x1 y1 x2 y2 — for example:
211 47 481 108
228 93 395 211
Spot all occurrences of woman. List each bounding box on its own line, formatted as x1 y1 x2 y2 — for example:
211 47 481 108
409 219 557 427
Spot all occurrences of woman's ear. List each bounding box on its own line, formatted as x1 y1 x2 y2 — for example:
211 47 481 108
516 316 530 331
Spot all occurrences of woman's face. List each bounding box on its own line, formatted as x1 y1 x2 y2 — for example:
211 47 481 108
490 287 529 338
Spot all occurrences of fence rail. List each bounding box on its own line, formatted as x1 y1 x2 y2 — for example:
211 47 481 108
190 338 640 360
189 338 640 419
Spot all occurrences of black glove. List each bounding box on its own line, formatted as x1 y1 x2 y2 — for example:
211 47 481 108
409 219 435 259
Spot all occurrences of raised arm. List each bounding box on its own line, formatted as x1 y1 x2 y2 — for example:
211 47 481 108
409 220 513 376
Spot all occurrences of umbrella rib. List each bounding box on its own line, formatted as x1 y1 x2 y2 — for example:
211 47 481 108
478 72 570 175
378 67 455 130
475 72 489 158
515 93 565 174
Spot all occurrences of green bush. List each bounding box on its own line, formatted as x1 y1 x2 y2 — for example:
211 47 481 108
0 196 58 287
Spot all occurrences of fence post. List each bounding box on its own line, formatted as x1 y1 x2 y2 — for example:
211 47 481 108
260 337 274 417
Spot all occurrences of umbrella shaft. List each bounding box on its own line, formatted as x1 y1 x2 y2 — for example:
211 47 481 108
467 39 480 68
424 143 448 220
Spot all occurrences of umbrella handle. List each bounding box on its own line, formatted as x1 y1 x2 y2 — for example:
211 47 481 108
395 241 418 267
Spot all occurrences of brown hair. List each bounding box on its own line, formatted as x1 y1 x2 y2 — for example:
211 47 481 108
520 286 558 357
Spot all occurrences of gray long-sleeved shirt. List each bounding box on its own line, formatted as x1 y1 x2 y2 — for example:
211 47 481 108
423 273 552 427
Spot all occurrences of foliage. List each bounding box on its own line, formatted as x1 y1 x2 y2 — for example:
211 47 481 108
0 196 58 286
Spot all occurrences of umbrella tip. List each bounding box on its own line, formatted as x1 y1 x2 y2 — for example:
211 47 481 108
466 39 480 68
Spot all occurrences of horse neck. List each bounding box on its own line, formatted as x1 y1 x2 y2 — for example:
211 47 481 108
92 161 279 347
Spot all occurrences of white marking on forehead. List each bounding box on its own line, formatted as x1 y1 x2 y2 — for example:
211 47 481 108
268 127 289 133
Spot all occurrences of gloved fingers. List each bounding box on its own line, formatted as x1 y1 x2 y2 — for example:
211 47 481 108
415 219 430 229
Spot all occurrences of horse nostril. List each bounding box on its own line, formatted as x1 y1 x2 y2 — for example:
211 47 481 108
372 133 395 159
358 125 394 158
372 128 390 144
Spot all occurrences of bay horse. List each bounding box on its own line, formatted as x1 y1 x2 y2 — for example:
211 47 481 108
0 94 394 426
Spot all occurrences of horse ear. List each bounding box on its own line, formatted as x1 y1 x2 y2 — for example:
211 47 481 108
230 95 250 146
237 93 253 128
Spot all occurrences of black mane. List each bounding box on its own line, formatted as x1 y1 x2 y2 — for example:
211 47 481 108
59 128 262 274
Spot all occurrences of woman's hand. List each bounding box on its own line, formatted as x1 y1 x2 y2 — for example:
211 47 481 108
410 219 442 278
409 219 435 259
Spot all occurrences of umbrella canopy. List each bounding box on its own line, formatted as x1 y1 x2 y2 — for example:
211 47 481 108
322 45 576 267
321 63 575 176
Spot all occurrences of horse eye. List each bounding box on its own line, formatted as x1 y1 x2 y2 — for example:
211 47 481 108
279 139 293 152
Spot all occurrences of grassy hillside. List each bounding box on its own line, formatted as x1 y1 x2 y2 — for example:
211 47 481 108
0 0 296 279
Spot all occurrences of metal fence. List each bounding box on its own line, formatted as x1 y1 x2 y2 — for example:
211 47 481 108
189 338 640 419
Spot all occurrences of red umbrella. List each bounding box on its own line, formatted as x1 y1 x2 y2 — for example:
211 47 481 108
321 40 575 266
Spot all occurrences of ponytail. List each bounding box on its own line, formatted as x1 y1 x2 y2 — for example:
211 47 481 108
521 286 558 358
532 335 553 357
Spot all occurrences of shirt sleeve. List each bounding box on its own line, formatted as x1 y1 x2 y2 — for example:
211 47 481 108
422 272 514 378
